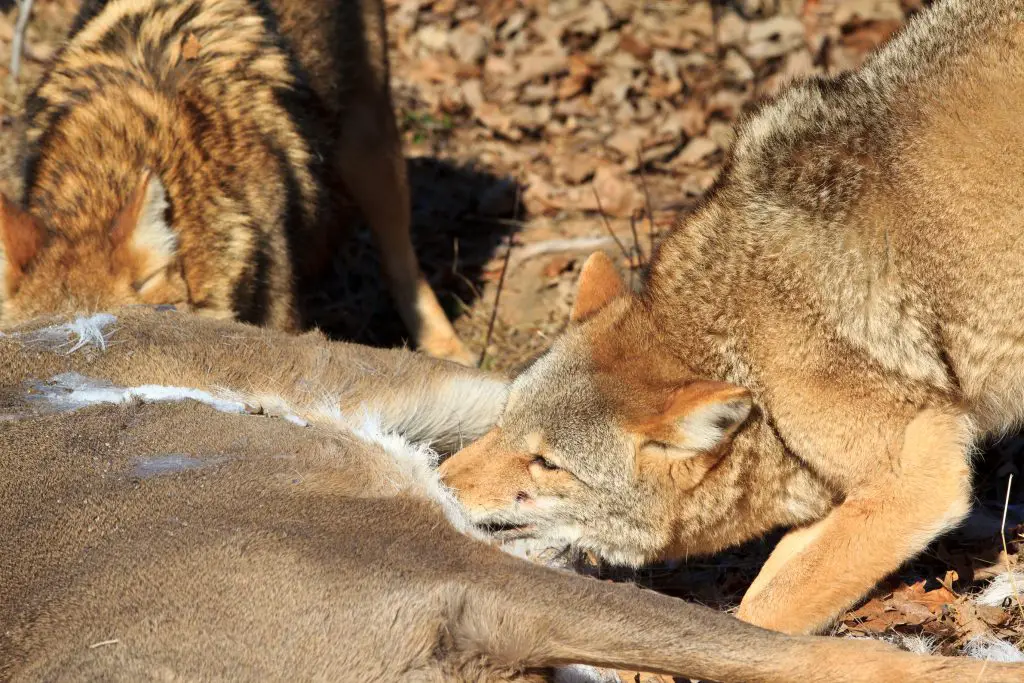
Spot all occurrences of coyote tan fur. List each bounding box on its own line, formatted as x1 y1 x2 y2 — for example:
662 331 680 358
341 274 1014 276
3 308 1013 682
441 0 1024 636
0 0 473 364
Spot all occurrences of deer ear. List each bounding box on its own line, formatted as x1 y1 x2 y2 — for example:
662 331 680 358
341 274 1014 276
571 251 624 322
0 194 45 294
661 381 752 454
112 170 177 274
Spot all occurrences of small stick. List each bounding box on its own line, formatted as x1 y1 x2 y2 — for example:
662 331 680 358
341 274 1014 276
591 187 630 260
1000 473 1024 623
637 149 657 256
628 213 644 269
505 235 615 272
9 0 34 86
478 185 519 369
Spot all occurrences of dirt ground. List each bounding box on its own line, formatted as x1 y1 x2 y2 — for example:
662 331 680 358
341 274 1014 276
1 0 1021 672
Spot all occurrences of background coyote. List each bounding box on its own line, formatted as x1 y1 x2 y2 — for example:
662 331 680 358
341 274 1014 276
0 0 473 364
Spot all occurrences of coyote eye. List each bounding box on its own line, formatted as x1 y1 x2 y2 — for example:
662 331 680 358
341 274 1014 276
532 455 560 471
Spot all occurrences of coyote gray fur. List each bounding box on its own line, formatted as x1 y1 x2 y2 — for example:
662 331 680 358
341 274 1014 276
1 308 1018 681
441 0 1024 637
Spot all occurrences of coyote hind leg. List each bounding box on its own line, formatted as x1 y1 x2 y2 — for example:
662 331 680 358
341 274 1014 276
333 0 475 366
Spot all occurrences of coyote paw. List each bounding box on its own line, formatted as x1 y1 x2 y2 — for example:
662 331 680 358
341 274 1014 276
421 336 478 367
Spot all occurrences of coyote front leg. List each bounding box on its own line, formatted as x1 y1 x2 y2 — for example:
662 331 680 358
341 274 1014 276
736 408 973 634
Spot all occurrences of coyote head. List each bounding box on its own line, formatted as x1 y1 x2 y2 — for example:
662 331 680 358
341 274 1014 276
0 172 191 325
441 252 813 566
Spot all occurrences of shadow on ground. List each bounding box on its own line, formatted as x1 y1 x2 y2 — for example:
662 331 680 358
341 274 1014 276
302 157 520 353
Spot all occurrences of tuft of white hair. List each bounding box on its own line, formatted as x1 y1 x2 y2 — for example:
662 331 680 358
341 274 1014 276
894 634 938 656
387 375 509 451
974 572 1024 608
349 410 481 538
21 313 118 353
963 636 1024 663
34 372 249 415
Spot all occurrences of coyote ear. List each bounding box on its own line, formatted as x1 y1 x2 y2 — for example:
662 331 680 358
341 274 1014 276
571 251 624 322
662 380 752 453
112 170 177 273
0 194 45 294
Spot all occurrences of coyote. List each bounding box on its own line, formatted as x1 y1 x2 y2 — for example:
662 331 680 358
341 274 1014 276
2 307 1019 682
0 0 474 364
441 0 1024 635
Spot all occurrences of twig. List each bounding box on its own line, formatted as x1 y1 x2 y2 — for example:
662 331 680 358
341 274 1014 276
505 235 615 273
637 149 656 256
478 186 519 369
628 213 644 269
9 0 35 86
478 237 513 369
1000 473 1024 623
591 187 630 260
